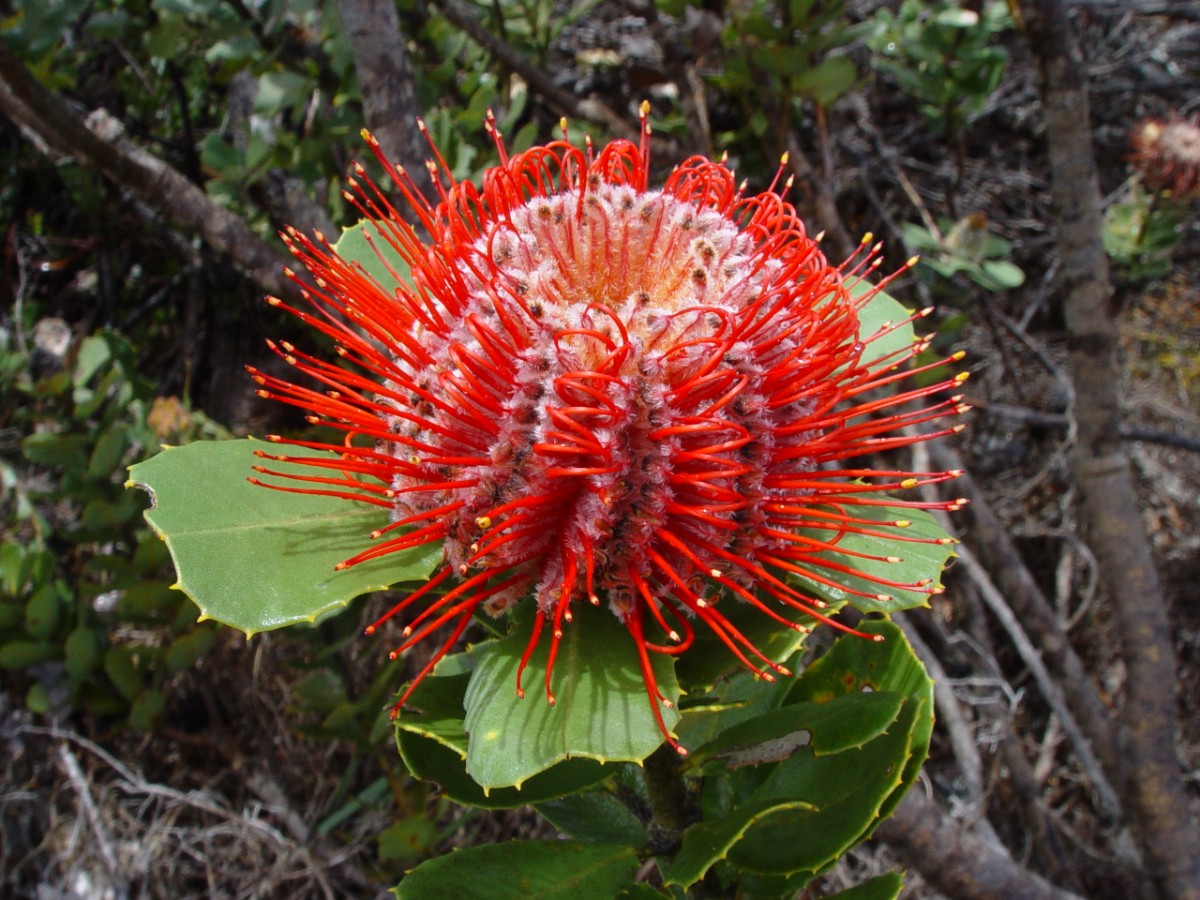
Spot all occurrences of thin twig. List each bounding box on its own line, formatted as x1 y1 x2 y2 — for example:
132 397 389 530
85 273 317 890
57 743 128 896
0 43 295 300
953 542 1123 820
930 441 1123 788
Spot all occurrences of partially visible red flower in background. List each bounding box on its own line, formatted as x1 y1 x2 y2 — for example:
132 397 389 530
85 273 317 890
1130 113 1200 200
248 104 966 754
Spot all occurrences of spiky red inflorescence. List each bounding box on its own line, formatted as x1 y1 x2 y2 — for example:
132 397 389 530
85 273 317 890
249 104 966 754
1129 114 1200 200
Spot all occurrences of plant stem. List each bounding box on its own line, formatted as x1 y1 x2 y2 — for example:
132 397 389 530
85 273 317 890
642 743 692 852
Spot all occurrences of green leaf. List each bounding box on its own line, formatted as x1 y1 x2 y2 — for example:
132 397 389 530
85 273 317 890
64 627 103 679
127 439 441 635
0 543 25 598
333 219 412 293
22 433 91 470
786 619 935 826
791 500 957 614
615 886 667 899
792 56 858 106
826 872 905 900
786 620 931 709
23 583 62 640
535 792 649 847
165 624 218 673
394 841 639 900
378 818 439 864
462 602 679 790
293 669 349 713
666 622 934 887
980 259 1025 290
396 668 612 807
254 71 308 117
87 425 131 479
663 797 819 888
693 690 904 767
728 697 920 875
850 279 918 373
103 645 144 701
0 640 58 669
128 688 165 730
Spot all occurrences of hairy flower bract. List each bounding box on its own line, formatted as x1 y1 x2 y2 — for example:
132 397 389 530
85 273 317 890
248 105 966 753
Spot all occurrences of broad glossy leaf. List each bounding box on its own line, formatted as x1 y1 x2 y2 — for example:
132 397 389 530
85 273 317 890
127 439 441 635
535 792 649 847
394 841 639 900
663 797 818 888
730 696 921 875
666 623 934 887
395 668 611 807
786 619 934 826
791 500 956 614
693 691 904 767
463 602 679 790
785 620 931 711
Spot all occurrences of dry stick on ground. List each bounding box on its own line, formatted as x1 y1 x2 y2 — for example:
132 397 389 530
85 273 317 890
929 441 1123 791
954 542 1123 820
896 617 1010 856
875 789 1084 900
57 743 126 893
429 0 637 141
335 0 431 191
24 727 345 899
1014 3 1200 897
0 43 295 302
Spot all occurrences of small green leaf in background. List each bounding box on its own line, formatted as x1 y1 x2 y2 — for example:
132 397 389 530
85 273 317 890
378 817 439 865
127 439 442 635
394 841 639 900
462 602 680 791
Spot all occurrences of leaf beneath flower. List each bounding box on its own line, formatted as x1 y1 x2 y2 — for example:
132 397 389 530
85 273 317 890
463 601 680 790
792 500 957 614
333 218 412 289
127 439 441 634
851 280 917 372
395 667 612 808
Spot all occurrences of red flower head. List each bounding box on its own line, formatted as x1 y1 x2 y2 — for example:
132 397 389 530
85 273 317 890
1129 113 1200 200
248 104 966 754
